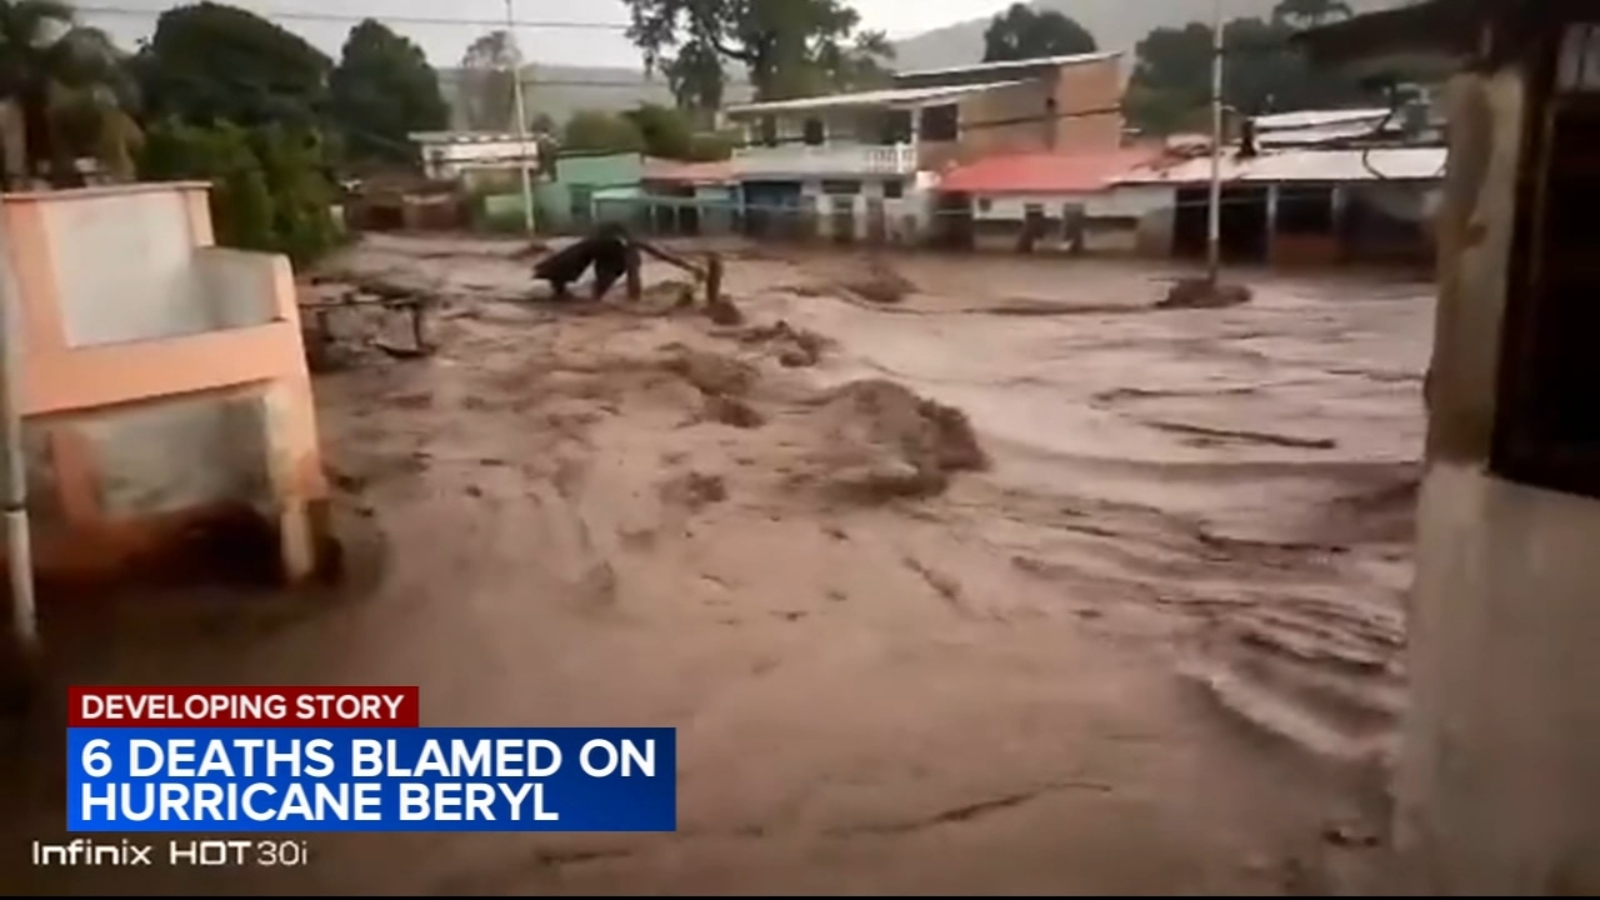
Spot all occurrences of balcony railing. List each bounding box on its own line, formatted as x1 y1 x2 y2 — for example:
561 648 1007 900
731 143 917 178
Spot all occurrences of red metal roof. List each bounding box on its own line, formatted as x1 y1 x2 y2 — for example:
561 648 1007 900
642 158 736 185
939 148 1164 195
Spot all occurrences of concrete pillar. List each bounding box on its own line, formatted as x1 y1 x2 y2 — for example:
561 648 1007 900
1394 66 1600 895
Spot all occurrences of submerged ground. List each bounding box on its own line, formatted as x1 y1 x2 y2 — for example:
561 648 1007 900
1 234 1432 895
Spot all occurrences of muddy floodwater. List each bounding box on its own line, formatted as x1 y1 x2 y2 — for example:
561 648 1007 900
1 234 1431 895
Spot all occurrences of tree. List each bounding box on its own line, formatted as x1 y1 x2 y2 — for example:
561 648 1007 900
460 29 520 133
329 19 449 164
139 118 337 265
1125 14 1376 135
1272 0 1354 28
623 0 893 103
622 103 692 159
1126 22 1212 134
134 2 332 128
0 1 139 187
562 110 643 155
661 39 722 112
982 3 1097 63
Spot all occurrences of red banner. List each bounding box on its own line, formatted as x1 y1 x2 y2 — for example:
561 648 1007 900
68 686 421 727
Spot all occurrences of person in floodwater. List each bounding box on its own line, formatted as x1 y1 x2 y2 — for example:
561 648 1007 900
533 222 642 301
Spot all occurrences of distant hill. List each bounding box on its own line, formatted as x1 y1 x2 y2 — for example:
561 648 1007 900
890 0 1409 73
437 64 754 130
433 0 1410 128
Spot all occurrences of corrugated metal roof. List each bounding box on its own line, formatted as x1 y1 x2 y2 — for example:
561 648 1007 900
723 80 1029 116
642 158 736 184
1116 147 1448 185
893 50 1123 82
939 148 1163 195
1259 122 1399 147
1253 108 1392 131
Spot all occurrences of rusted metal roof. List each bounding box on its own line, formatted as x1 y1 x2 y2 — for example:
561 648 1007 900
894 51 1122 83
723 80 1029 116
938 148 1164 195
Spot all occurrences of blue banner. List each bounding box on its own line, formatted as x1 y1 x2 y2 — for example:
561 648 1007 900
67 728 677 833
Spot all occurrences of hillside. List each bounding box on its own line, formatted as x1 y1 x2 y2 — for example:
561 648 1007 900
435 0 1408 126
891 0 1408 72
437 65 754 130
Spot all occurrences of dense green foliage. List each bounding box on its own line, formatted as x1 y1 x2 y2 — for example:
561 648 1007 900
562 104 734 162
139 118 339 266
1126 0 1392 135
0 0 139 186
623 0 893 105
563 110 645 155
329 19 449 164
982 4 1097 63
130 2 347 264
133 1 331 128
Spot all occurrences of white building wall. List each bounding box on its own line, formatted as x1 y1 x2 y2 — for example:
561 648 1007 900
420 138 540 181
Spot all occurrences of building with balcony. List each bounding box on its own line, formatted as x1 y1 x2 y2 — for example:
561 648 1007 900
410 131 542 189
719 51 1126 244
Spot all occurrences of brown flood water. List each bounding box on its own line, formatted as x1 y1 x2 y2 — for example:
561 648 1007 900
0 234 1431 895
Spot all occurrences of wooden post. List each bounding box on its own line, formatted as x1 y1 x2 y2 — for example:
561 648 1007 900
706 253 723 307
626 247 643 301
409 302 428 354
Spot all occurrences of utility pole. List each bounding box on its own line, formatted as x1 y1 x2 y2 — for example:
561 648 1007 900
506 0 536 234
1207 0 1225 286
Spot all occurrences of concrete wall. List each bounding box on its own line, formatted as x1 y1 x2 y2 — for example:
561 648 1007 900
530 152 645 233
803 177 924 245
1396 64 1600 894
420 137 538 181
968 185 1173 255
1 182 327 590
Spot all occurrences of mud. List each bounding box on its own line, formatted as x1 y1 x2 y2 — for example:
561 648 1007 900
0 234 1431 895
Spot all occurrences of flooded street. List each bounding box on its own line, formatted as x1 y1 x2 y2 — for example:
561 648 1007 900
1 235 1430 895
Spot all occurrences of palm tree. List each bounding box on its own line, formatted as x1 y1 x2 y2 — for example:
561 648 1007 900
0 1 136 188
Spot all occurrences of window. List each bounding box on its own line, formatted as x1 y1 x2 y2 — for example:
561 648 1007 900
976 197 993 213
884 179 904 200
759 115 778 147
822 180 862 196
803 117 826 146
1491 22 1600 498
919 104 959 142
884 110 914 145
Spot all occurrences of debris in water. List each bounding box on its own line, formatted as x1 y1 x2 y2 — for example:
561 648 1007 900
1158 278 1253 310
705 395 765 429
664 348 758 398
840 257 915 305
806 380 989 502
706 295 745 326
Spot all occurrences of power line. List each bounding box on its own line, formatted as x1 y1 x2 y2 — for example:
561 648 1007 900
77 4 631 31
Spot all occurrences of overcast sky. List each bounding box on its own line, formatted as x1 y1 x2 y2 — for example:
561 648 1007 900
82 0 1015 69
